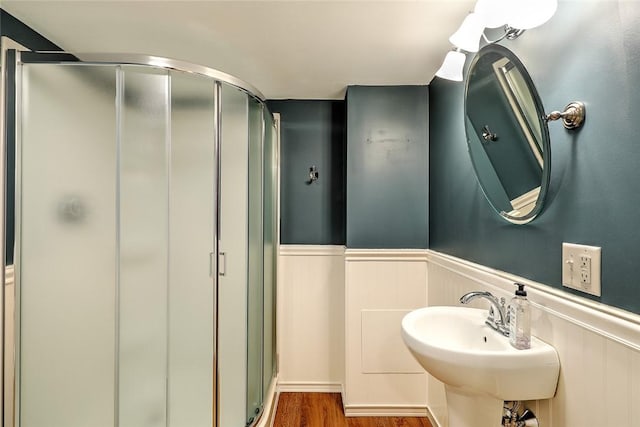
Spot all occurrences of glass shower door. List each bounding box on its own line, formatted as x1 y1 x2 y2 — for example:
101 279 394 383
19 64 118 427
167 71 216 427
246 99 264 425
17 61 216 427
246 98 278 427
118 66 170 427
262 111 277 396
117 66 217 427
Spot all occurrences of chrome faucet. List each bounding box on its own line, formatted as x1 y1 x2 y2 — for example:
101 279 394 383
460 291 510 337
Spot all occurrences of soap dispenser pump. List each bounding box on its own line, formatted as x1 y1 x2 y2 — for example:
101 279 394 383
509 283 531 350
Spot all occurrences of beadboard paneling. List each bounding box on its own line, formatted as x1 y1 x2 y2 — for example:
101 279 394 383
344 250 428 414
277 245 345 391
361 309 423 374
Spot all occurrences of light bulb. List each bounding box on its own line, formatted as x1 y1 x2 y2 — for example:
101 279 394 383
507 0 558 30
435 51 466 82
474 0 509 29
449 13 485 53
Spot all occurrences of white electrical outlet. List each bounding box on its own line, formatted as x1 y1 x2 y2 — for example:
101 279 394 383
562 243 601 296
579 255 591 270
580 268 590 284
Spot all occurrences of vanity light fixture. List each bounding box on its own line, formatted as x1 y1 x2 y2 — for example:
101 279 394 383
436 0 558 81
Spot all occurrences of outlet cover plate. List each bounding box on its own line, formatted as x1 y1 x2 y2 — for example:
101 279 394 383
562 242 601 296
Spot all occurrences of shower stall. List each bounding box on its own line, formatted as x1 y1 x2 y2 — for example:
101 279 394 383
1 50 278 427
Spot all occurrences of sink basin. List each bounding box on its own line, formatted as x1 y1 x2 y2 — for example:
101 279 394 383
401 306 559 400
401 306 559 427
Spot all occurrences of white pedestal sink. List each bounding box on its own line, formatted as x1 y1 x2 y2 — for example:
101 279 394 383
401 306 559 427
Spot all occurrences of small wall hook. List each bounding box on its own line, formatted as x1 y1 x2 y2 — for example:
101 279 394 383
481 125 498 142
307 166 319 184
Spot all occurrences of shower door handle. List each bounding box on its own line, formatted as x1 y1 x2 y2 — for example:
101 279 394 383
210 252 226 277
218 252 226 276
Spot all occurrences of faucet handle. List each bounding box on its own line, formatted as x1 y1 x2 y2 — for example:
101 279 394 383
488 298 506 322
502 298 512 325
487 305 496 322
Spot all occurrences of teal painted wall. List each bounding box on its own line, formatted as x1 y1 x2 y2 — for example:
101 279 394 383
268 100 346 245
429 1 640 314
346 86 429 249
0 9 62 51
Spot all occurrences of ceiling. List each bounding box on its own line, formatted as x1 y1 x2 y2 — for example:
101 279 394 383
2 0 475 99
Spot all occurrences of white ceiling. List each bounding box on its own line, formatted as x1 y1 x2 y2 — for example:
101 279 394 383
2 0 475 99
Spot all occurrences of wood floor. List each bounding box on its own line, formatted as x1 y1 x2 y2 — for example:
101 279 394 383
273 392 433 427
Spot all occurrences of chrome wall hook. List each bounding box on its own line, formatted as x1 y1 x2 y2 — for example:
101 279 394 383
545 101 585 130
307 166 319 184
481 125 498 142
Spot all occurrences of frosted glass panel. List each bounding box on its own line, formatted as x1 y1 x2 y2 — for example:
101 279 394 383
246 99 264 425
218 83 249 427
19 64 117 427
118 67 169 427
262 111 276 396
168 72 215 427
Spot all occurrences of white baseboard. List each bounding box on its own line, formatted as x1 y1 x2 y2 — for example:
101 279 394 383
343 404 428 417
425 405 445 427
277 381 343 393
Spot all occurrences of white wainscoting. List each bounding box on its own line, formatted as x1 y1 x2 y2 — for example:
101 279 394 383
277 245 346 392
277 247 640 425
343 249 429 417
427 251 640 427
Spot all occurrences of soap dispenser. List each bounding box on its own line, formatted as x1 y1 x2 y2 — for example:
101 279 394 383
509 283 531 350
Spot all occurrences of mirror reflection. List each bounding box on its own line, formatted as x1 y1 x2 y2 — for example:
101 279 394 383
464 45 550 224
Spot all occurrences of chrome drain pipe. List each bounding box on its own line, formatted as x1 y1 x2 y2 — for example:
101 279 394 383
502 401 540 427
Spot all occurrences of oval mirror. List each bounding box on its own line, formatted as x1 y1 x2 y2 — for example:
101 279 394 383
464 44 550 224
